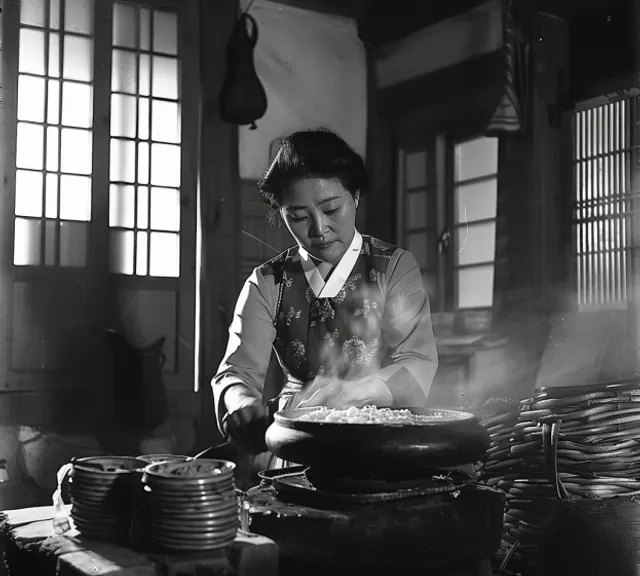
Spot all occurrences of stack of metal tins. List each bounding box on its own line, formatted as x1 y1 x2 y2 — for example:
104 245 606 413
69 456 147 543
141 459 239 553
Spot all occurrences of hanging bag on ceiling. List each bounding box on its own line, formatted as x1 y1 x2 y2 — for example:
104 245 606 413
219 12 268 130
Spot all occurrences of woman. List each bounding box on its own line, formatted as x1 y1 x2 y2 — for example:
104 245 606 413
212 129 438 462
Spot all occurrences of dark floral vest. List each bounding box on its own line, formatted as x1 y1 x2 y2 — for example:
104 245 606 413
259 235 398 384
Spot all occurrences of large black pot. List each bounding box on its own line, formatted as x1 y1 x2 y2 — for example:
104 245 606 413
265 407 490 479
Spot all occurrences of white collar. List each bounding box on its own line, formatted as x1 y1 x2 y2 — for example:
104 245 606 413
298 231 363 298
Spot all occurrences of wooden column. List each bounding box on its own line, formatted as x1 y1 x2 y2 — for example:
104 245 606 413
491 10 573 397
532 12 572 305
365 50 395 242
500 11 572 315
0 0 9 391
197 0 242 447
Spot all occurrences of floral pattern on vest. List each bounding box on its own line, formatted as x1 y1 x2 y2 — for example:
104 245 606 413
264 235 397 383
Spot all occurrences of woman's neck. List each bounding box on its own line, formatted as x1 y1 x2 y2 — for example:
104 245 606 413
312 229 356 267
309 254 335 276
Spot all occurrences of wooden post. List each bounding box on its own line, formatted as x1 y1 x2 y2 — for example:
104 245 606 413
197 0 242 447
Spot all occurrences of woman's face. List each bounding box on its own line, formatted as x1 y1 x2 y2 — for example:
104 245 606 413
280 178 359 265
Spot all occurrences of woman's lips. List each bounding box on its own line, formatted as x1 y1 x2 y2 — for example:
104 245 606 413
313 241 337 249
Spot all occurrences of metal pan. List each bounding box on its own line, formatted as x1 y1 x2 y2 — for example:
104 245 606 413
265 407 490 480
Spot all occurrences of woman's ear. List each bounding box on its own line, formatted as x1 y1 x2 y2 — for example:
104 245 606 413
268 208 284 229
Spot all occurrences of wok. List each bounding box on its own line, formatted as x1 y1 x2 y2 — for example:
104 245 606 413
265 407 490 480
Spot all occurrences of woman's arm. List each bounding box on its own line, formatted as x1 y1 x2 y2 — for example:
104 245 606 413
376 249 439 406
212 268 278 435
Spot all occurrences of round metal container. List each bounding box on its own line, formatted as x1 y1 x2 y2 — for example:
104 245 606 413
69 456 147 544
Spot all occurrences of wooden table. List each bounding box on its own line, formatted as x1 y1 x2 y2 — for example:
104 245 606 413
0 505 278 576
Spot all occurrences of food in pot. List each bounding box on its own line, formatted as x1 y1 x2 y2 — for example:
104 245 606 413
295 405 451 424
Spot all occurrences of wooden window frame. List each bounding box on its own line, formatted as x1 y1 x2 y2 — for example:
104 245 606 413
394 125 499 314
448 125 499 312
0 0 200 392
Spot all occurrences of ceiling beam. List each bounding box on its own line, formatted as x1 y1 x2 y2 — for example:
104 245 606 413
360 0 490 48
268 0 370 19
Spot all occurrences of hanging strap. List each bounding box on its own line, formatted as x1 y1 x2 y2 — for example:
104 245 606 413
52 462 74 534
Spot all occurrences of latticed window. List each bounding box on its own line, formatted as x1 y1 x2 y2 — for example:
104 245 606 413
573 98 633 307
14 0 185 275
1 0 199 391
14 0 96 267
108 2 182 277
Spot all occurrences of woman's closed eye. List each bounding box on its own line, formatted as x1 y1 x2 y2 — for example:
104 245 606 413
289 208 338 222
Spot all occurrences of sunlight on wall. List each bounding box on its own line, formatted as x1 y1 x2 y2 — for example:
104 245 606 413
237 0 367 180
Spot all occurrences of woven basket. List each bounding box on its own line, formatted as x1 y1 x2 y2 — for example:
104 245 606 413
478 379 640 575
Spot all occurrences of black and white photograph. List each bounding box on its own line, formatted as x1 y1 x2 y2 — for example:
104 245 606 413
0 0 637 574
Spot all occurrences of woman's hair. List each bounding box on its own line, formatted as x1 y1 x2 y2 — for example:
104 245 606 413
257 128 369 210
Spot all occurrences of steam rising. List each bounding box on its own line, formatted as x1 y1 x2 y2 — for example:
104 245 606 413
472 290 638 420
293 282 386 404
292 280 425 407
284 273 640 418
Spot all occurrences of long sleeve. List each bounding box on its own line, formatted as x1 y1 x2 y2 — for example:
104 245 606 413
211 268 279 434
378 250 438 406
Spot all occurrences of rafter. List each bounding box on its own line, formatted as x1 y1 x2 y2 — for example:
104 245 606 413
268 0 370 19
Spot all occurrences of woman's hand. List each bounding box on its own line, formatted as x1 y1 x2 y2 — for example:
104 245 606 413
224 402 271 455
222 388 271 455
291 375 393 409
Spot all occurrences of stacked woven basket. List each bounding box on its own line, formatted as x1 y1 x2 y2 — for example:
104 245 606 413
478 378 640 574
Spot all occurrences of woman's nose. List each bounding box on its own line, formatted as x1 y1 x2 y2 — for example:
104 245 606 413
309 213 328 237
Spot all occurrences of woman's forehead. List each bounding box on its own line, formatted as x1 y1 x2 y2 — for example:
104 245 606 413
282 178 348 208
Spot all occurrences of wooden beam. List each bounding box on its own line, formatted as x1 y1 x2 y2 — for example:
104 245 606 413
376 51 504 121
269 0 369 19
360 0 489 48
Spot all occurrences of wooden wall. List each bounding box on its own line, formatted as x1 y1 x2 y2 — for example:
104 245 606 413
239 181 291 282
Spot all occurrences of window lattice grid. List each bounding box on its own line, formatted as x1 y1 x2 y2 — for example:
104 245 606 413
14 0 95 268
452 136 499 309
396 147 440 309
108 2 182 278
573 98 633 306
